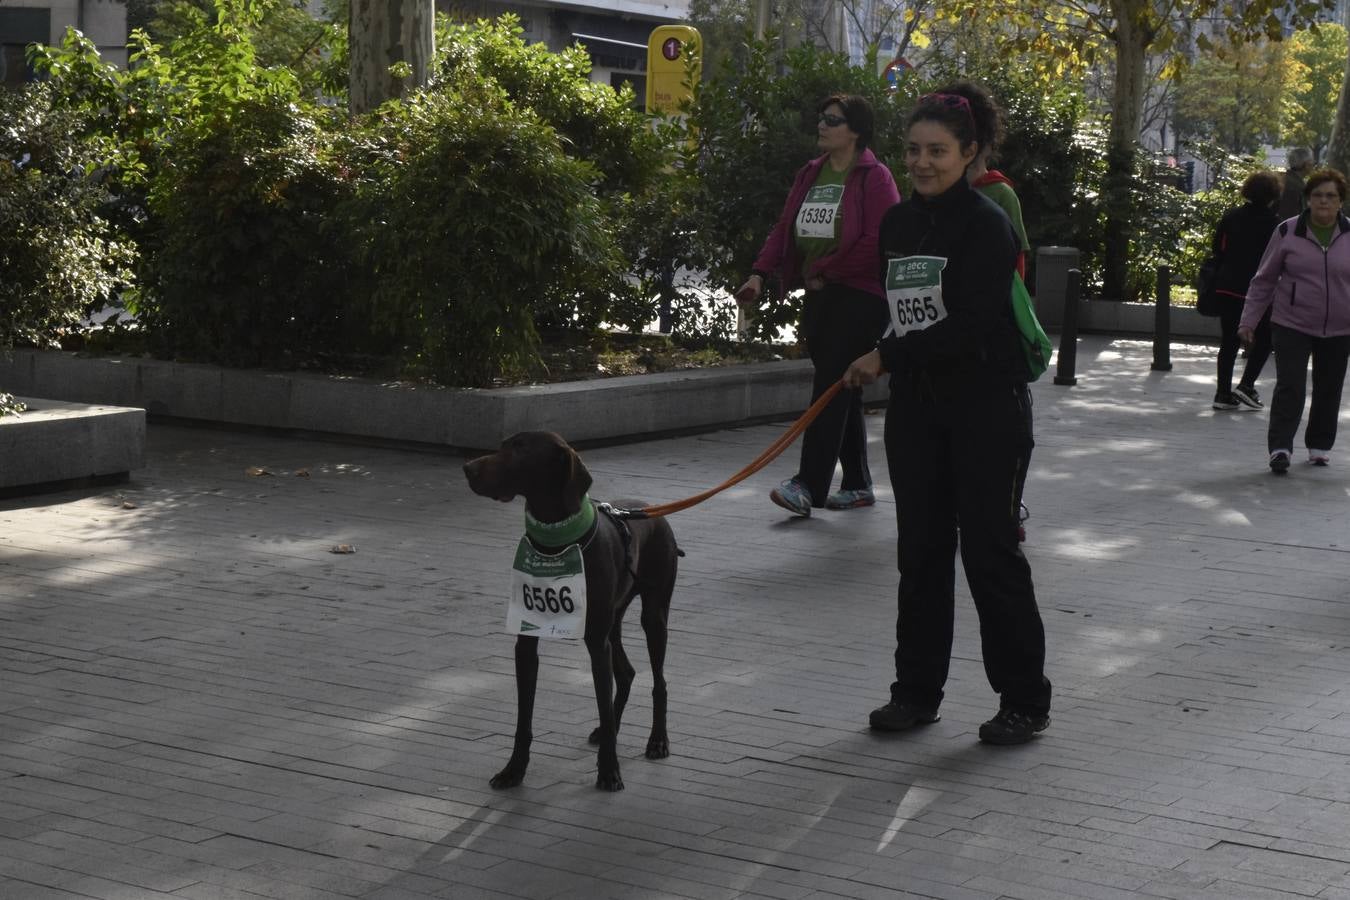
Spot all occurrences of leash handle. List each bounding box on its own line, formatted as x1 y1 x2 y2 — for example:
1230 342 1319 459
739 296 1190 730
635 379 846 518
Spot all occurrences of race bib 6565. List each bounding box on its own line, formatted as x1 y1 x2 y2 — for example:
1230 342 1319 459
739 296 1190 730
885 255 948 336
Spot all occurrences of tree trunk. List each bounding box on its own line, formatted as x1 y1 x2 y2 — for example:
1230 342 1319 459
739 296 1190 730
1102 0 1152 301
349 0 434 116
1326 41 1350 175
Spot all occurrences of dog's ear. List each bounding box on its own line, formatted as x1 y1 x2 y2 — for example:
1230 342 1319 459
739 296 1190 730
560 441 592 510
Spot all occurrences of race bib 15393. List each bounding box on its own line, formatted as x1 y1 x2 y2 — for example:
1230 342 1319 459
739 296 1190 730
795 184 844 240
885 255 949 336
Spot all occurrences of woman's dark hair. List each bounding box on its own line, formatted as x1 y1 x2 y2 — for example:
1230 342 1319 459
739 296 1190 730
818 94 875 150
1304 168 1348 201
1241 171 1281 206
907 80 1003 157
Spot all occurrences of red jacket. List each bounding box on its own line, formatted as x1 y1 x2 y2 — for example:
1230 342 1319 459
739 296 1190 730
752 148 900 298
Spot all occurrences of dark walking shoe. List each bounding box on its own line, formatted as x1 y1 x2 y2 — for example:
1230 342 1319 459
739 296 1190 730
1233 384 1263 409
978 708 1049 745
1212 392 1240 411
1269 450 1291 474
825 487 875 510
868 701 940 732
770 478 812 517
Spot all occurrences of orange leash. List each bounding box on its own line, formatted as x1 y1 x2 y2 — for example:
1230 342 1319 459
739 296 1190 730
631 379 846 518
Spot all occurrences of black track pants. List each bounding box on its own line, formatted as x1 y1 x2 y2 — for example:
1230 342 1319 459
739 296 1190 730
883 377 1051 715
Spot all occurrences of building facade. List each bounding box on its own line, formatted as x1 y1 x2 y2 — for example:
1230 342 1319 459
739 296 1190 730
0 0 127 87
448 0 689 99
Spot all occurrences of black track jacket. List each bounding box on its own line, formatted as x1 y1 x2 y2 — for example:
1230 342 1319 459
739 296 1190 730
875 177 1027 384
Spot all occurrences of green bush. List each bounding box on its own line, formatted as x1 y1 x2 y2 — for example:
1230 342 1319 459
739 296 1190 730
436 15 669 336
135 95 356 368
0 82 135 349
341 83 622 386
0 392 25 418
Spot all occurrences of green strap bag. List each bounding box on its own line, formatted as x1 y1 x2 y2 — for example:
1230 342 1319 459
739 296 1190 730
1012 272 1053 381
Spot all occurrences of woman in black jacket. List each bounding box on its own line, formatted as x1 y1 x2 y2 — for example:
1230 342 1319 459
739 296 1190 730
844 91 1051 745
1210 171 1280 410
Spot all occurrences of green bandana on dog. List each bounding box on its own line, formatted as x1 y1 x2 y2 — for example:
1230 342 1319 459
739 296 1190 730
524 495 595 547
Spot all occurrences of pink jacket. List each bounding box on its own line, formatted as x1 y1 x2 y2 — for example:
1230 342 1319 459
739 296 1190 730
751 148 900 298
1242 211 1350 336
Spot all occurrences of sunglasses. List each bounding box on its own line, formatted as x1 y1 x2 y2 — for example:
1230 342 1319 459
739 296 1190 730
918 92 973 113
819 113 849 128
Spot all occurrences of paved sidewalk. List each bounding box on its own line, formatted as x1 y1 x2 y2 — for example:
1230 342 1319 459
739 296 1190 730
5 335 1350 900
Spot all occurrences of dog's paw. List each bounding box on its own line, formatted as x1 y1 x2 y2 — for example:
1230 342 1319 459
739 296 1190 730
489 766 526 789
595 770 625 792
645 735 670 759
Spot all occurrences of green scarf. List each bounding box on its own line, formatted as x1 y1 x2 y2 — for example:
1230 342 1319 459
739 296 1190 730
524 495 595 546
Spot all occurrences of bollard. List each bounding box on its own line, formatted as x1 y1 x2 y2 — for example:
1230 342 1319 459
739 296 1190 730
1152 264 1172 372
658 265 675 334
1053 268 1081 386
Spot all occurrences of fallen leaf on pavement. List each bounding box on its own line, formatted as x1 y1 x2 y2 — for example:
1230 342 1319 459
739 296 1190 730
245 466 274 477
295 468 311 478
330 544 356 554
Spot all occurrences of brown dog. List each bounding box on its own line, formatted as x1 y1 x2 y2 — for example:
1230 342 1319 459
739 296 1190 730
463 431 680 791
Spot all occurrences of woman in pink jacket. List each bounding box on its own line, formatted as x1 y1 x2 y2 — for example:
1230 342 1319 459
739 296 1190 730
1239 168 1350 473
734 94 901 516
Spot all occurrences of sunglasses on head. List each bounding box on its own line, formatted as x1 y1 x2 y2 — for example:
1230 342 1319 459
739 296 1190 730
918 92 973 112
819 113 849 127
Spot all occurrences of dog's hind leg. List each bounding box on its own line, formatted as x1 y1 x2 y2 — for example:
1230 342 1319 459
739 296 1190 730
640 577 674 760
490 635 538 789
584 630 624 791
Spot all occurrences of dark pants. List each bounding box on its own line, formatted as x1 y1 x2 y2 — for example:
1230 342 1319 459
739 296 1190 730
883 377 1051 716
1217 301 1272 395
1268 324 1350 453
794 286 889 506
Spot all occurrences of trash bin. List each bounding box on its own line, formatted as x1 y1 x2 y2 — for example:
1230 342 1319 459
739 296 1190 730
1033 246 1080 329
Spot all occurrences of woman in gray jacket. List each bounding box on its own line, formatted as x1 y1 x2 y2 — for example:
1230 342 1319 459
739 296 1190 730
1240 168 1350 473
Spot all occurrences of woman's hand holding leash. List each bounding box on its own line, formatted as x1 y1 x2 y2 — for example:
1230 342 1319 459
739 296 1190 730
844 349 884 388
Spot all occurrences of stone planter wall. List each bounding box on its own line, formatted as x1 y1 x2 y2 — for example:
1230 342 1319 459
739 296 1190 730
0 398 145 493
0 349 889 451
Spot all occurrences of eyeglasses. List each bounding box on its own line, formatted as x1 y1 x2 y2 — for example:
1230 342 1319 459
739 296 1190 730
819 113 849 128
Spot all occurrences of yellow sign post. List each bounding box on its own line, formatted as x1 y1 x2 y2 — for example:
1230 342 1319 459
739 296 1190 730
645 25 700 115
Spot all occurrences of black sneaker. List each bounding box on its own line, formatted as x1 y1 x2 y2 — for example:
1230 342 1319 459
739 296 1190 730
1269 450 1291 474
1233 384 1263 409
868 701 940 732
1212 392 1240 411
978 709 1049 745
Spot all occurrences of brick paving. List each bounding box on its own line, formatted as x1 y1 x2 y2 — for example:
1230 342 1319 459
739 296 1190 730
5 335 1350 899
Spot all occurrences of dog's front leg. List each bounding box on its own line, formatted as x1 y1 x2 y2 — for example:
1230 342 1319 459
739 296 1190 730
585 631 623 791
490 635 539 789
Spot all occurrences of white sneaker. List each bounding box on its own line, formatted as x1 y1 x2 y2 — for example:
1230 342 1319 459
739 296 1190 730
1309 449 1331 466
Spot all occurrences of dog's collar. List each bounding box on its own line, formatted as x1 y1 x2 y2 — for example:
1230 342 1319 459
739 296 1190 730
524 496 596 547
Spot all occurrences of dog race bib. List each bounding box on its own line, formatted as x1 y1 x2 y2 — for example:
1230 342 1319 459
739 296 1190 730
885 255 949 336
507 538 587 639
796 184 844 240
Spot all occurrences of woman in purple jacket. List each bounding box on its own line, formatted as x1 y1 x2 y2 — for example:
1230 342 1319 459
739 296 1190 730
1239 168 1350 473
734 94 901 516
